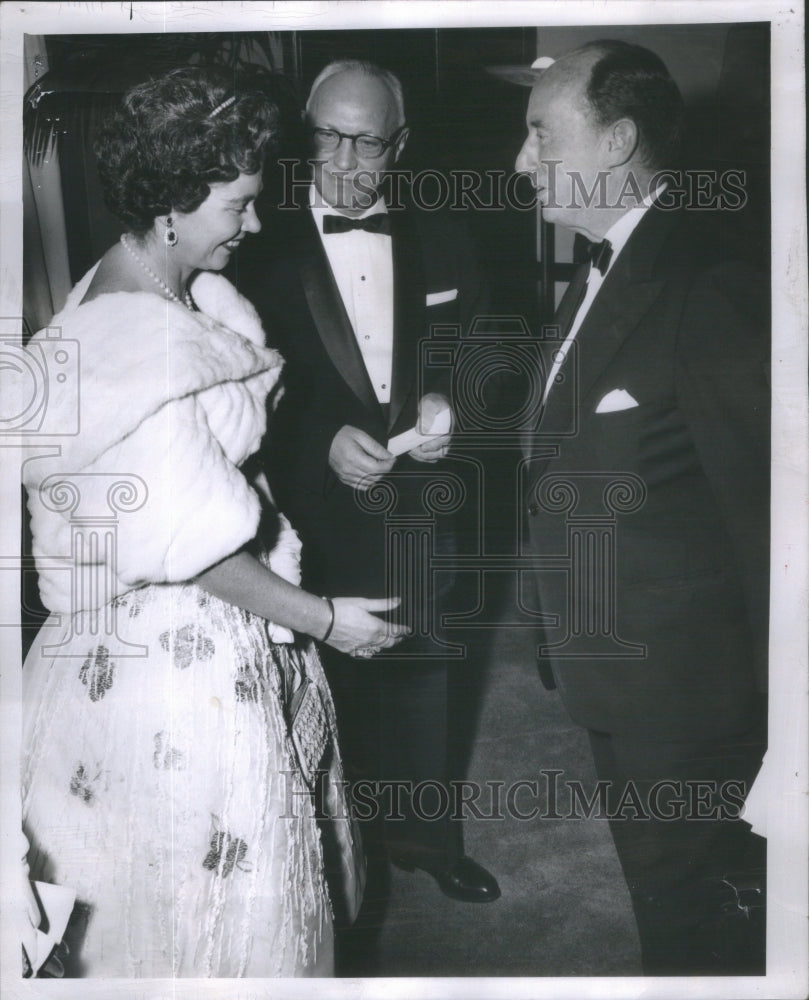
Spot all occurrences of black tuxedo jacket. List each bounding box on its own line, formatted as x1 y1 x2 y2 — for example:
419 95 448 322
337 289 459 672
236 201 488 599
523 207 770 741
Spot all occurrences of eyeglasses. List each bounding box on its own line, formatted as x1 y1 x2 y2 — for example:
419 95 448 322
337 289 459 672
309 125 407 159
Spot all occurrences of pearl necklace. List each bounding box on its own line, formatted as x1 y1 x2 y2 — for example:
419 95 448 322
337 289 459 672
120 234 195 310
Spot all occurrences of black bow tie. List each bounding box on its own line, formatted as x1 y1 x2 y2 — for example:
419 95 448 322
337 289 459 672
582 238 613 276
322 214 391 236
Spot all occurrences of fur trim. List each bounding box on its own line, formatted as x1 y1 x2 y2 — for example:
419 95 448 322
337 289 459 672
23 279 284 614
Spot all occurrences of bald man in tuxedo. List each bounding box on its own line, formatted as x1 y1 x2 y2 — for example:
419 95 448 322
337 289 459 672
515 40 768 975
238 60 499 913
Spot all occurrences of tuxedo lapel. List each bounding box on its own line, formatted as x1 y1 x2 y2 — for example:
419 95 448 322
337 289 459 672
530 208 674 459
569 276 663 417
297 212 383 418
388 209 427 434
521 265 588 461
549 263 589 344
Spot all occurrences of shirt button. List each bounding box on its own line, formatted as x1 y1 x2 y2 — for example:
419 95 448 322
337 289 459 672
381 384 387 390
360 275 366 281
527 502 539 516
364 335 370 340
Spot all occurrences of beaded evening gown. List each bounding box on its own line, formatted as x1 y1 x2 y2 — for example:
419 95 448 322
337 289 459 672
21 267 360 977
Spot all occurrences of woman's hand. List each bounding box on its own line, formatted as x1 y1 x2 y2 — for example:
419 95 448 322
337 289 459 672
326 597 409 657
196 552 408 654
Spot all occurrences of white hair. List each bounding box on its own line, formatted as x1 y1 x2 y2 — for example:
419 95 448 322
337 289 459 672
305 60 406 127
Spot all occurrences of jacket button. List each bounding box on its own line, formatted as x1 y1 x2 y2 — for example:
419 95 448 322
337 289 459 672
527 502 539 516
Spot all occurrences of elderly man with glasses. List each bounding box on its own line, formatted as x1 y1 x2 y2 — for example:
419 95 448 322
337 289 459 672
237 60 499 948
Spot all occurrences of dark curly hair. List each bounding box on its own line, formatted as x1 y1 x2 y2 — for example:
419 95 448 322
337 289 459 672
576 40 684 170
94 66 280 234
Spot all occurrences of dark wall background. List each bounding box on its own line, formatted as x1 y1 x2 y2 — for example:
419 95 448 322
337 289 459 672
39 23 769 327
39 23 769 325
41 28 540 324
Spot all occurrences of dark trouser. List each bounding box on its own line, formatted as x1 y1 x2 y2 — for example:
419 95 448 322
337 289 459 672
588 707 767 975
320 644 462 869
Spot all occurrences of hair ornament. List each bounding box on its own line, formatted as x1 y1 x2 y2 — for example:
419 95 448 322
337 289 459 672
209 95 236 118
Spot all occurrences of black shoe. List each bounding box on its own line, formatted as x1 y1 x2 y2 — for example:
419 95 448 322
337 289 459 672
390 854 501 903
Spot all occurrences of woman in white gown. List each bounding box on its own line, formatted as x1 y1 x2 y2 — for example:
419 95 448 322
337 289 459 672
20 66 403 978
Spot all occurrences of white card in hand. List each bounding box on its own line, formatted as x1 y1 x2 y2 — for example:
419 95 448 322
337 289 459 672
387 406 451 457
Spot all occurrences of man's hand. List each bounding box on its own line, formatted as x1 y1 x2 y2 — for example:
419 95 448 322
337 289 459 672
409 393 453 463
329 425 395 489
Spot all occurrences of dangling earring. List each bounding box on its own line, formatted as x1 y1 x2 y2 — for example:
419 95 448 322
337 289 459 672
165 215 178 247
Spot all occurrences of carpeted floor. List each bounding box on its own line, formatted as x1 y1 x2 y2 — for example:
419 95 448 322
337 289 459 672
334 582 641 979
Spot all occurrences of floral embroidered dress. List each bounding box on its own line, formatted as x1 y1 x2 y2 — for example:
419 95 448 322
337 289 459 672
21 269 361 978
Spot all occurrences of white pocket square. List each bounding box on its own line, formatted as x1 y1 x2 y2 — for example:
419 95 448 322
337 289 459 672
595 388 639 413
426 288 458 306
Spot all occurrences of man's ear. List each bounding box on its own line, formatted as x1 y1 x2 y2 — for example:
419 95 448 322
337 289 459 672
603 118 638 167
393 127 410 163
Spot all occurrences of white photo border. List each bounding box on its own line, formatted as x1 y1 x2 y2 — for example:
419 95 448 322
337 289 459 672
1 3 806 999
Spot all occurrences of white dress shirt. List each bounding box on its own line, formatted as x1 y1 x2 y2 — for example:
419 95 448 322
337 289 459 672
543 190 664 404
309 185 394 404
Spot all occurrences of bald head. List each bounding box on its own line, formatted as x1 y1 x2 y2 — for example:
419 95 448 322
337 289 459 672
515 39 683 238
552 40 684 170
308 69 403 140
307 61 405 129
306 62 409 215
538 47 601 113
